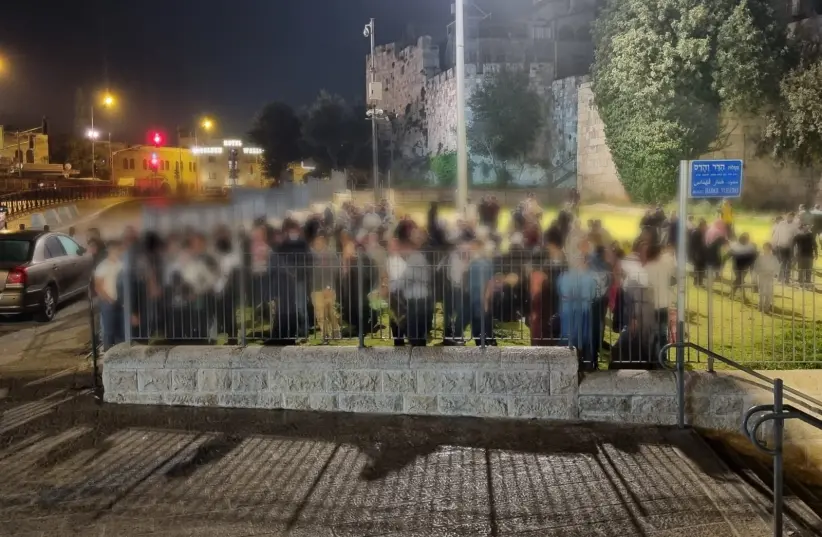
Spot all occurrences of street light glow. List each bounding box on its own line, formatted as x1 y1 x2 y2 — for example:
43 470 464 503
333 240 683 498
0 55 7 76
86 129 100 140
201 118 214 131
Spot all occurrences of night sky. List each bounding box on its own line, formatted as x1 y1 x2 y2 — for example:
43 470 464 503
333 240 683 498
0 0 456 141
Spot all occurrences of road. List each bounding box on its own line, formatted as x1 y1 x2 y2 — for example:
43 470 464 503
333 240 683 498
0 199 144 375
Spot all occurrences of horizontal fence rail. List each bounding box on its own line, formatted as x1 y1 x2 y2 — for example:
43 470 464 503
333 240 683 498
97 232 822 369
0 185 137 220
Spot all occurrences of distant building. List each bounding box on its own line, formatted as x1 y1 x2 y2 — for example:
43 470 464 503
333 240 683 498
0 126 50 170
111 138 265 194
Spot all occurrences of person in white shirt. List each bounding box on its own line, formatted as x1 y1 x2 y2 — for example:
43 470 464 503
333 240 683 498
754 242 779 313
771 214 797 283
94 240 124 350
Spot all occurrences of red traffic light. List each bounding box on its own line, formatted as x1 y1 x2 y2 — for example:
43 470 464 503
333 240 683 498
152 132 163 146
150 153 159 168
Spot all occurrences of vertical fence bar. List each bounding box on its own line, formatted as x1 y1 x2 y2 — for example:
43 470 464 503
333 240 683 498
706 270 714 372
677 344 685 429
773 378 785 537
357 253 365 348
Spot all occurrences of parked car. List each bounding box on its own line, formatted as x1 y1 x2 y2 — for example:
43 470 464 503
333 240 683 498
0 230 93 321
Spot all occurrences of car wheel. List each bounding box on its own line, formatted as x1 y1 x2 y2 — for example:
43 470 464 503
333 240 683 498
35 285 57 323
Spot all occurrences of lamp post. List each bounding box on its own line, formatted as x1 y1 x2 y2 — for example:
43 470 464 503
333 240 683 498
455 0 469 213
364 18 379 202
89 92 115 180
194 117 215 193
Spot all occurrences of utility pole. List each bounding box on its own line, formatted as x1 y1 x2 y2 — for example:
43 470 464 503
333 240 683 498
365 18 379 202
455 0 469 212
90 106 96 179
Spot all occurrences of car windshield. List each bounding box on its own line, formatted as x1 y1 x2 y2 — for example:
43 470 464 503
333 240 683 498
0 239 32 264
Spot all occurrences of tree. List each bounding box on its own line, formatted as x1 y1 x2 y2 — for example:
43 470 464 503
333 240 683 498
761 57 822 201
430 152 458 187
468 67 544 186
592 0 790 203
248 102 303 180
301 91 354 173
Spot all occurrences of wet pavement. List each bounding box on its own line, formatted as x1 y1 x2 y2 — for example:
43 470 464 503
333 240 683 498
0 372 816 537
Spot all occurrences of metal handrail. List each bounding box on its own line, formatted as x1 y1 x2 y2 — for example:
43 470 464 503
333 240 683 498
659 341 822 537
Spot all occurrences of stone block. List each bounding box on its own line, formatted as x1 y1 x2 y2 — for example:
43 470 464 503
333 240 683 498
284 395 311 410
218 393 260 409
410 346 501 369
171 370 198 392
510 396 577 419
616 412 677 426
690 413 744 432
269 370 326 392
104 370 137 393
338 347 411 369
711 395 745 416
550 370 577 396
328 370 380 392
137 369 171 392
309 394 339 411
105 392 164 405
229 346 279 368
439 395 508 418
231 370 267 392
382 371 417 393
686 371 755 396
105 344 168 368
579 395 631 414
580 411 617 422
279 346 345 369
339 394 403 414
420 371 475 394
685 395 711 416
579 371 674 396
165 346 239 368
477 371 550 395
498 347 554 370
405 395 438 415
259 392 284 409
163 393 218 407
198 369 231 392
631 396 677 415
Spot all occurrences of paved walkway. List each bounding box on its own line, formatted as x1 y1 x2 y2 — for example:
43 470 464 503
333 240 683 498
0 380 817 537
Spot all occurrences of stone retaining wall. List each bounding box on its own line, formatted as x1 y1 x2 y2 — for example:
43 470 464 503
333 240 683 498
103 346 579 420
103 344 822 469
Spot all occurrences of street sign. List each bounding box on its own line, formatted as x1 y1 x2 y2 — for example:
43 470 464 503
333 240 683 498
689 159 743 199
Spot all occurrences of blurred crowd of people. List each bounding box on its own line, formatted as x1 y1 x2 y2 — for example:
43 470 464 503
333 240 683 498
87 191 819 370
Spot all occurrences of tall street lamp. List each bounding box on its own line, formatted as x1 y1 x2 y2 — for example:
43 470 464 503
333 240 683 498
364 18 380 202
194 117 215 192
90 92 116 180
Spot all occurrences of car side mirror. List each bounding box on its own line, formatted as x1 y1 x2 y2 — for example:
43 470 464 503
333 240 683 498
76 247 87 256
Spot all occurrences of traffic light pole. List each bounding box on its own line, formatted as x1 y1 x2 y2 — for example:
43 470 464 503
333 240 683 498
369 18 379 202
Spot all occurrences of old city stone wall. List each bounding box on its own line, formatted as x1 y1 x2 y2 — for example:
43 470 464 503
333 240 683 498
576 81 822 208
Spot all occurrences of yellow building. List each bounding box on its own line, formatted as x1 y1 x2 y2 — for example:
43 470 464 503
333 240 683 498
111 146 199 194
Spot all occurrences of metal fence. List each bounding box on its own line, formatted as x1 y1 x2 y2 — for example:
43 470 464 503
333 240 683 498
0 185 137 220
98 236 822 369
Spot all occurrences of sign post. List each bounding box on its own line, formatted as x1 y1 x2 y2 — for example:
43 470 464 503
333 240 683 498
677 159 744 372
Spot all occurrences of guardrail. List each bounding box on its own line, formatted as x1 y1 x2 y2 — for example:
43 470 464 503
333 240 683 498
659 341 822 537
0 185 136 221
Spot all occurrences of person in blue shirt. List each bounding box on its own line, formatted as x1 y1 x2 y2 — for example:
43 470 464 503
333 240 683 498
558 236 601 367
467 239 497 346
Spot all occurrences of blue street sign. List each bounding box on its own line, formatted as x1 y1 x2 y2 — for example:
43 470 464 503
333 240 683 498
689 159 743 199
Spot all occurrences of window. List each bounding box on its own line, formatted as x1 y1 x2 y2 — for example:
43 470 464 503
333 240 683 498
57 235 83 256
129 158 135 169
123 158 128 169
193 162 197 172
207 156 216 164
165 160 170 170
532 25 549 40
0 239 32 263
250 165 254 174
143 159 148 170
44 236 67 259
175 161 179 172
